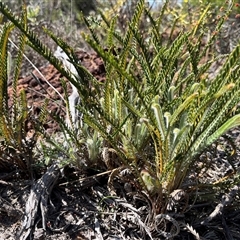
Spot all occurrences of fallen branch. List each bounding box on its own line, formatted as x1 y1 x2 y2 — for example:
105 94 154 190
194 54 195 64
18 163 60 240
201 185 239 225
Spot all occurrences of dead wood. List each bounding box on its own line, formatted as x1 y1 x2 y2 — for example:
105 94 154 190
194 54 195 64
201 185 239 225
18 163 60 240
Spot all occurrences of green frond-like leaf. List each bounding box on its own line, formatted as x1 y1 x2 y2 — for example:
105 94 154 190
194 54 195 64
133 122 149 150
151 102 166 141
39 98 50 124
113 89 122 125
169 92 198 127
122 98 143 119
189 89 239 157
0 22 14 142
12 33 27 124
107 17 117 48
144 8 161 46
129 23 152 73
84 113 126 162
198 1 233 60
15 89 28 146
0 23 14 102
129 0 145 29
205 44 240 101
164 32 189 75
156 0 170 34
82 14 101 45
206 114 240 146
129 46 152 84
170 124 190 159
119 0 145 68
192 4 211 37
99 10 111 28
104 76 113 121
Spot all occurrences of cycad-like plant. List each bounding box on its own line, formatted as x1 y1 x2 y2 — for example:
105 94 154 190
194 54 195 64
81 0 240 209
1 0 240 216
0 10 39 175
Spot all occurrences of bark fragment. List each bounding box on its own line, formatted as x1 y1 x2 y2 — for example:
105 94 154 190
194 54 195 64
18 163 60 240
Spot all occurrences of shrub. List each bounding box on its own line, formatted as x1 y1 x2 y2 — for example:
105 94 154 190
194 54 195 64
0 0 240 215
81 0 240 210
0 20 43 176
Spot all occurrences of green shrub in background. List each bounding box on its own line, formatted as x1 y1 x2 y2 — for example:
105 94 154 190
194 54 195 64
0 0 240 217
